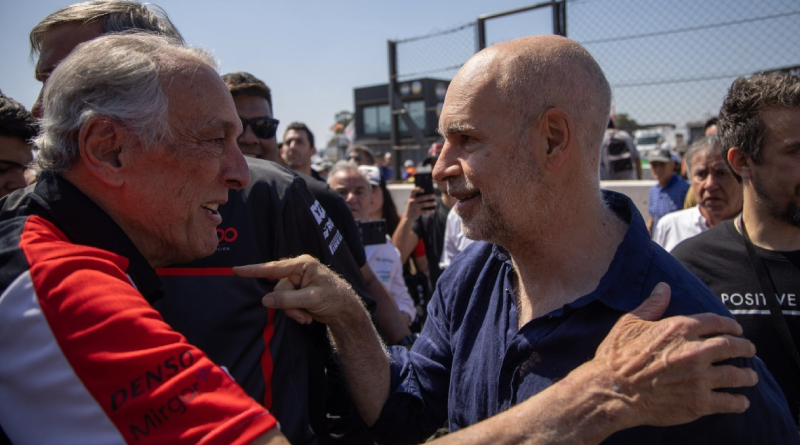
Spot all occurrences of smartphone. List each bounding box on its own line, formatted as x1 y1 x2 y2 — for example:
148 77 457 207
357 220 387 246
414 172 437 211
414 172 435 195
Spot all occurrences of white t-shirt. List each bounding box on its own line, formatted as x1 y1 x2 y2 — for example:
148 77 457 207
439 207 475 270
364 236 416 322
653 205 709 252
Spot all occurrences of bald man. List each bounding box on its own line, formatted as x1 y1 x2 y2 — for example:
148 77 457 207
235 36 797 443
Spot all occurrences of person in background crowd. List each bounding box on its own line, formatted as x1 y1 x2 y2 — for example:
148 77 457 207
684 117 720 207
282 121 323 182
653 135 742 251
347 145 375 166
393 156 456 288
328 161 417 327
647 147 690 233
0 93 35 197
673 71 800 427
600 118 642 180
379 151 392 180
1 31 287 445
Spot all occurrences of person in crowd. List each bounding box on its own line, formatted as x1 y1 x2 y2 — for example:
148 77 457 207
599 118 642 180
0 93 35 197
684 117 722 208
653 135 743 251
647 147 690 233
346 145 375 166
392 161 456 288
282 121 323 182
328 161 416 327
673 71 800 427
0 31 288 445
362 164 401 236
234 35 796 444
379 150 392 180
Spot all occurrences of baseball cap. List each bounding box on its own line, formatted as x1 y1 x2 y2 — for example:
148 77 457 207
647 148 675 163
358 165 381 187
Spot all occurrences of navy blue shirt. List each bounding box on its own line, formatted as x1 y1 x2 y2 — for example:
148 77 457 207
370 190 797 444
648 173 690 229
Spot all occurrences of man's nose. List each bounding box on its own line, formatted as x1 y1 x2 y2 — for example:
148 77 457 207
222 141 251 189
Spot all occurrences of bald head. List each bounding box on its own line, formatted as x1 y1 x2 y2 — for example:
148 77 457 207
453 35 611 162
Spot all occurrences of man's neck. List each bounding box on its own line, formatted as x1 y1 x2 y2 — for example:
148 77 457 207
508 201 628 328
741 193 800 251
294 165 312 176
659 174 673 188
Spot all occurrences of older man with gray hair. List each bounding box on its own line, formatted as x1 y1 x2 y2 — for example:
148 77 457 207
0 33 289 444
653 135 743 251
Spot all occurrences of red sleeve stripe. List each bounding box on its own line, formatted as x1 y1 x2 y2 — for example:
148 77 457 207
155 268 234 276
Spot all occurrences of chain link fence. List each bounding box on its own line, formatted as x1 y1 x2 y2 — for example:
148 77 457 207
395 23 476 82
390 0 800 142
570 0 800 140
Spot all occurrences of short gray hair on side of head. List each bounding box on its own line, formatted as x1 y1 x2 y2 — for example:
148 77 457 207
34 32 217 172
30 0 184 58
684 135 721 174
496 38 611 167
327 160 371 193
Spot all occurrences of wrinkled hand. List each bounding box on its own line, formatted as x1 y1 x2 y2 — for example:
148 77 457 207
595 282 758 428
233 255 363 326
404 187 437 220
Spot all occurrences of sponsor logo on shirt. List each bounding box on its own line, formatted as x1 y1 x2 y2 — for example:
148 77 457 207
721 291 800 315
215 227 238 252
108 350 214 441
309 200 341 255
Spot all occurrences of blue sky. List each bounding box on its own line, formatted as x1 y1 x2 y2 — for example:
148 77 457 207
0 0 552 147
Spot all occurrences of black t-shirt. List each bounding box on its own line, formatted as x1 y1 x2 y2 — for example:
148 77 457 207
673 219 800 425
297 172 366 268
412 198 449 286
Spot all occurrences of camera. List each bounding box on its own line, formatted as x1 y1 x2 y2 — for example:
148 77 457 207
357 219 387 246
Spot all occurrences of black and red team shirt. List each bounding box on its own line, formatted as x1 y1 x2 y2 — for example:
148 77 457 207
156 158 374 444
0 172 277 444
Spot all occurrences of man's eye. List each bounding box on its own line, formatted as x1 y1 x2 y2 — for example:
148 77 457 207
459 135 471 145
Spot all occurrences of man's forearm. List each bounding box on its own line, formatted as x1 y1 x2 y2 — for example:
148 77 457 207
391 216 418 262
326 299 392 427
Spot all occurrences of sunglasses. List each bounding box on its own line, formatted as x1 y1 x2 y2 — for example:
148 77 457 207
240 117 280 139
348 155 362 162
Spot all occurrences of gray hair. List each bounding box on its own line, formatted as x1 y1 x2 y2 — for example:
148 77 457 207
328 160 371 193
30 0 184 58
684 135 721 174
34 33 216 172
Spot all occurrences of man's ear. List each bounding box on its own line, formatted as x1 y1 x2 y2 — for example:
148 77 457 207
77 117 126 187
536 108 572 170
727 146 751 180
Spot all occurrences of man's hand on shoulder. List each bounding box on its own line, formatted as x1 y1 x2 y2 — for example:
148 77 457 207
593 282 758 429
